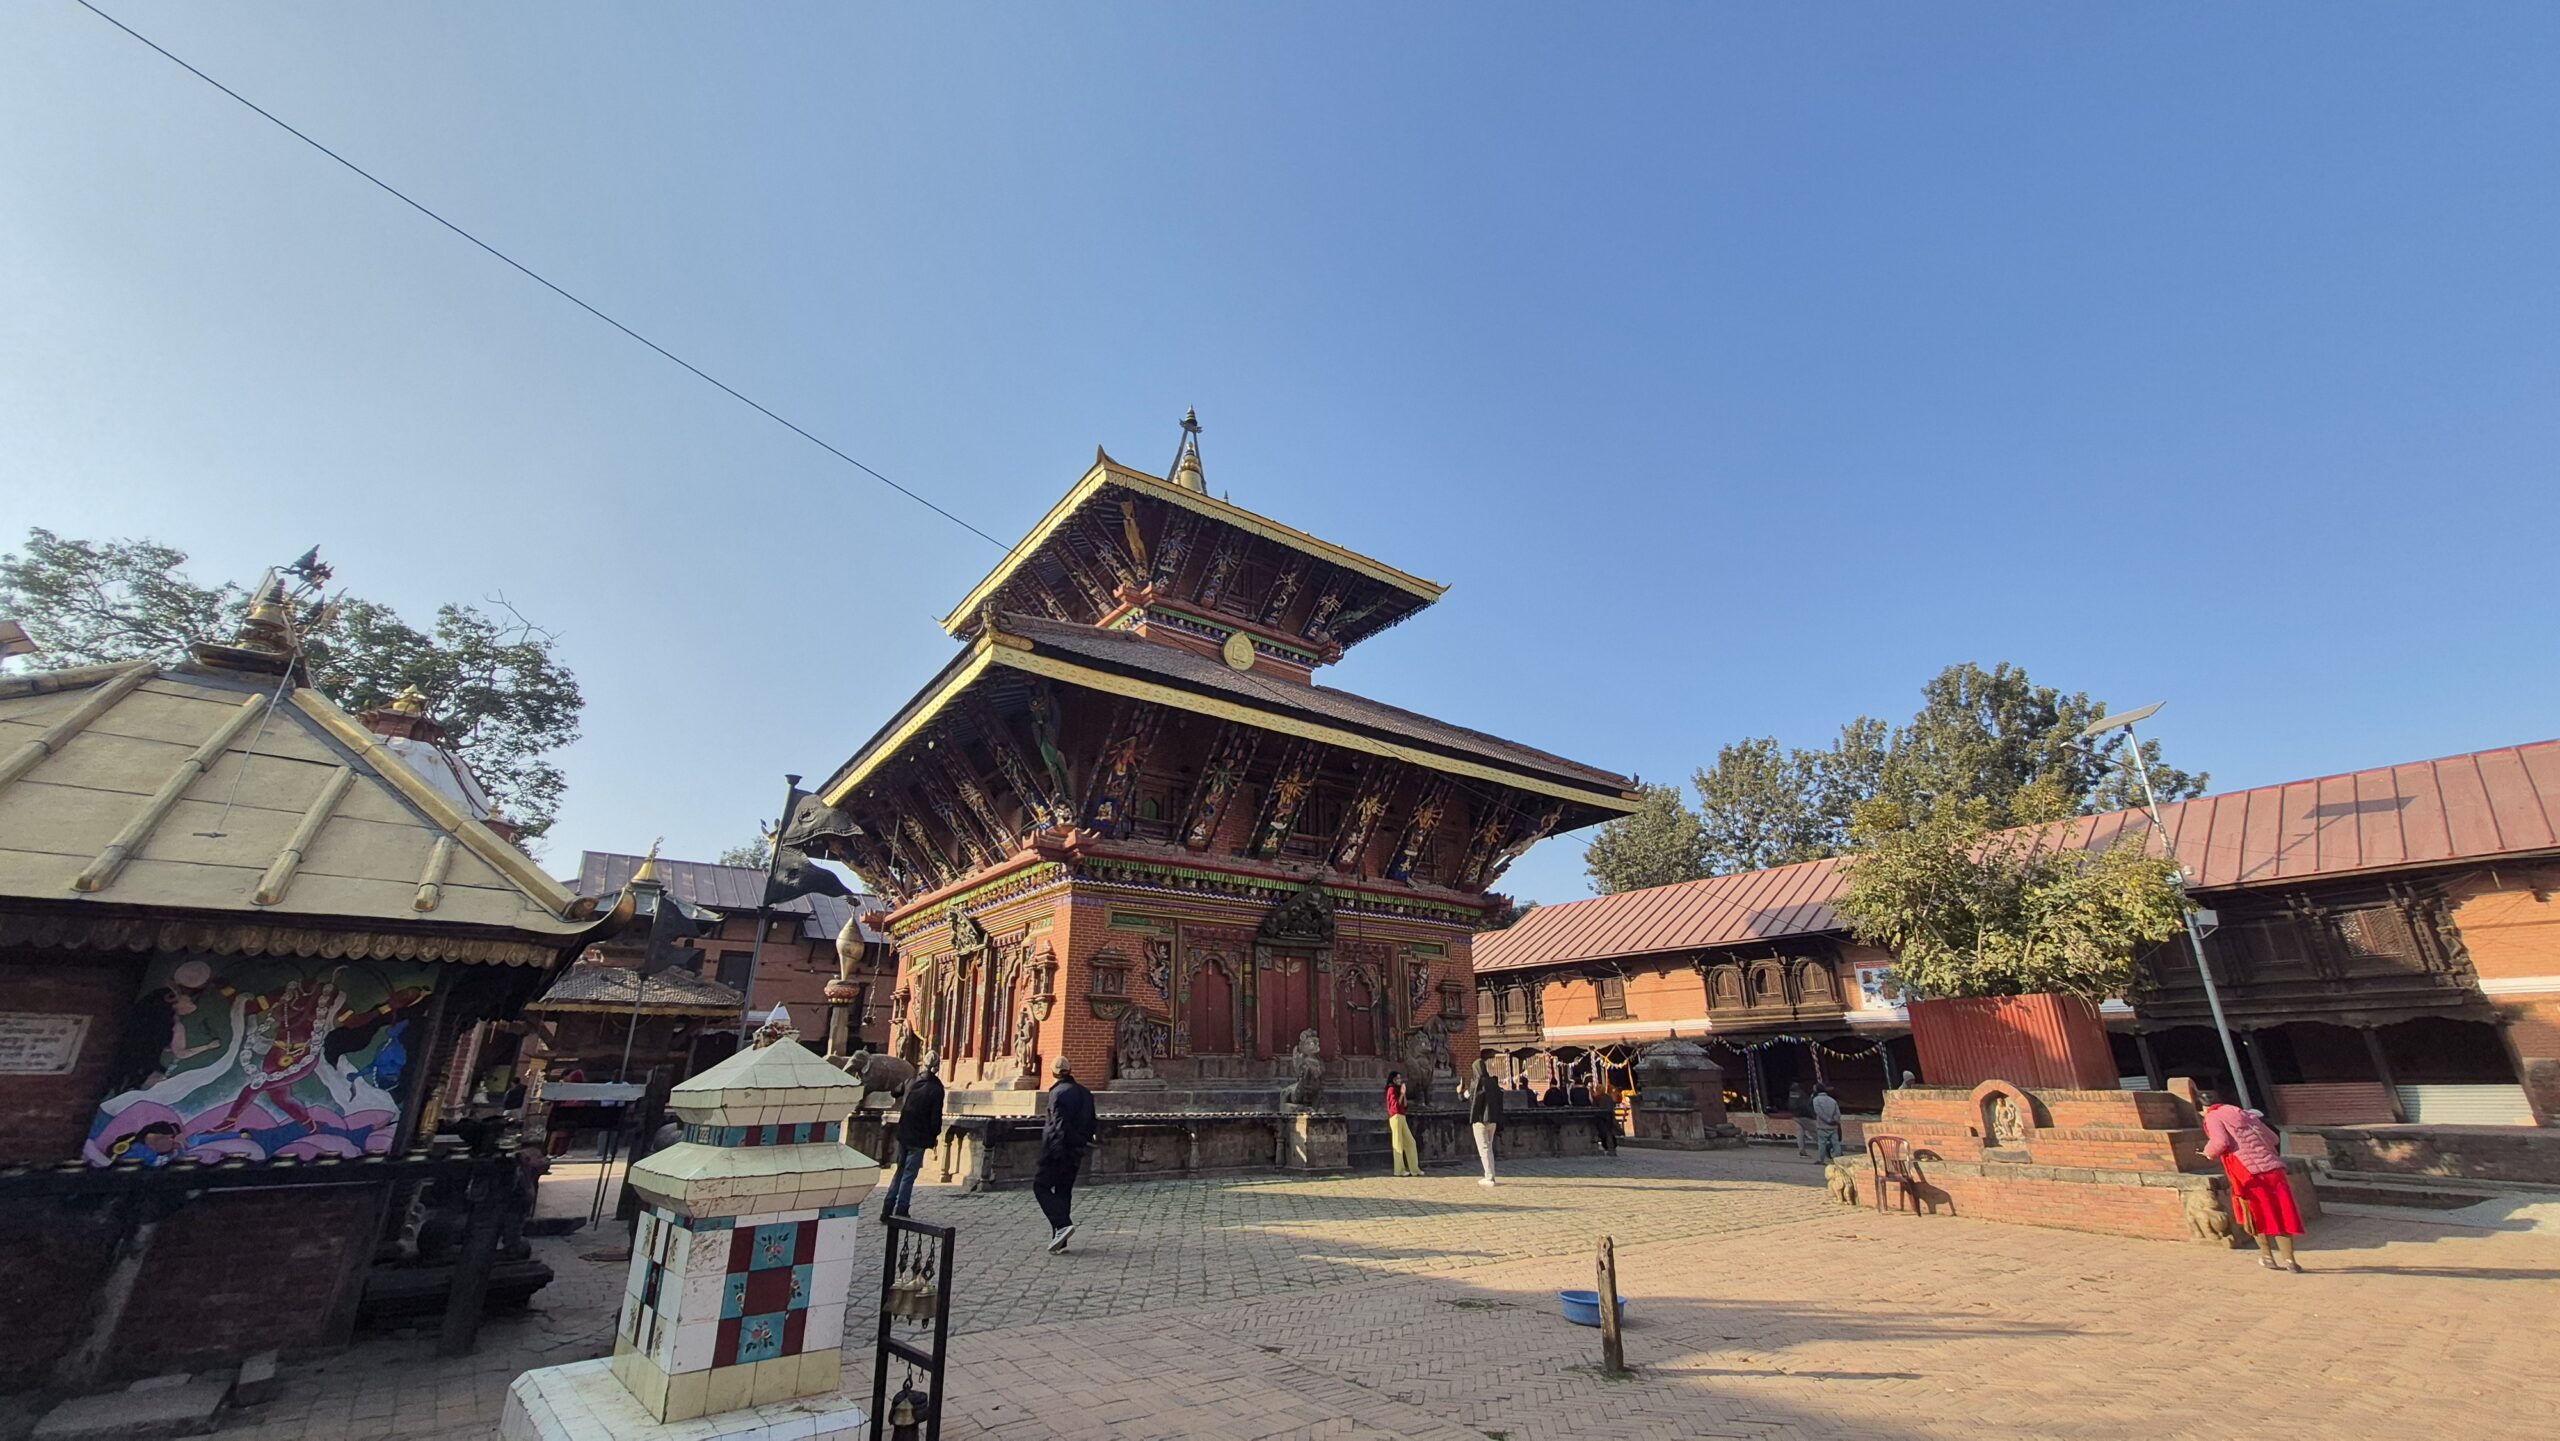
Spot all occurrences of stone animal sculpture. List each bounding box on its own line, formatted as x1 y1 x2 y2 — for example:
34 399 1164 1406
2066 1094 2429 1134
839 1048 918 1109
1399 1027 1441 1106
2184 1183 2237 1244
1278 1028 1326 1108
1825 1159 1857 1206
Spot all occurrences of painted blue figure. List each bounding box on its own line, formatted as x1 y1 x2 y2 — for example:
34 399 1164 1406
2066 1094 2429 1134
360 1019 409 1091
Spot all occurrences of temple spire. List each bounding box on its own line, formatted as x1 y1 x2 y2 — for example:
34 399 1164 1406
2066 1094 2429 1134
1170 408 1206 493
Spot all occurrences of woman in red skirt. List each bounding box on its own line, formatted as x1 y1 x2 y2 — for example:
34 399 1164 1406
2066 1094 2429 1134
2200 1089 2305 1271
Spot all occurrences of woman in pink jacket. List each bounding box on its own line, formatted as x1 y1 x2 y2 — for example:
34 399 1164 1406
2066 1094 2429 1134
2200 1089 2305 1271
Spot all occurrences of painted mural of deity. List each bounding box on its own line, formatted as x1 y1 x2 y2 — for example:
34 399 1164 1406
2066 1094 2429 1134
85 956 435 1167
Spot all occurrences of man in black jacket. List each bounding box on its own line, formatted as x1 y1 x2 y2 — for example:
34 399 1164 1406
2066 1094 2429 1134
1036 1056 1097 1253
1465 1056 1505 1187
878 1053 943 1223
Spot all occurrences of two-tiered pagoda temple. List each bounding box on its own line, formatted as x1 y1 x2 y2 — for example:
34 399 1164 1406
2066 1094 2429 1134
815 422 1637 1100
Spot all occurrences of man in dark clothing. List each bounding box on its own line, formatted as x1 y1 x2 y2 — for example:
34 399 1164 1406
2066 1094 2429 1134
1035 1056 1097 1252
879 1053 943 1224
1466 1057 1505 1186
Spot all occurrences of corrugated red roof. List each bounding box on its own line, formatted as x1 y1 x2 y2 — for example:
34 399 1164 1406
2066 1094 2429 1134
1475 738 2560 974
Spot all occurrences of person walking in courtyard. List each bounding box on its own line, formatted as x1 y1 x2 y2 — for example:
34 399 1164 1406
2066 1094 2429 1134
1385 1068 1422 1177
1465 1055 1504 1186
1811 1084 1844 1162
1787 1081 1816 1157
879 1051 943 1224
2200 1088 2305 1271
1036 1055 1097 1253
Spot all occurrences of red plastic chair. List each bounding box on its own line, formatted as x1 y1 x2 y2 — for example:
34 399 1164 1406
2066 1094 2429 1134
1867 1134 1924 1215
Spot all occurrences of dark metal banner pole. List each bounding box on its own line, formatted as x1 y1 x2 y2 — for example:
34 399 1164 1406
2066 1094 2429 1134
738 772 802 1040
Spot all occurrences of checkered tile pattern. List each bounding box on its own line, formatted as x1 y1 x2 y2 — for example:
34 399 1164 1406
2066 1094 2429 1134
618 1203 862 1378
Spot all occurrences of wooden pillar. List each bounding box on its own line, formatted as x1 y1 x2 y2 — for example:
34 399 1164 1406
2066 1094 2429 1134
2364 1026 2409 1123
2134 1031 2166 1092
2241 1029 2282 1120
437 1160 507 1357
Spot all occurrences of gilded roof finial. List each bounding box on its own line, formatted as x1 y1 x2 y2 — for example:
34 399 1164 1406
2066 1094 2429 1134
191 568 303 675
389 685 429 715
1172 409 1206 494
632 839 663 886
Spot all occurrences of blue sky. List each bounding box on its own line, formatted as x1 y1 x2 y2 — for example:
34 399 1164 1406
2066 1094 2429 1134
3 4 2554 905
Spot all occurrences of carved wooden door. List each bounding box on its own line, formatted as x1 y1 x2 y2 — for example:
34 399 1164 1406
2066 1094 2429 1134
1338 973 1378 1057
1190 962 1236 1055
1258 953 1313 1057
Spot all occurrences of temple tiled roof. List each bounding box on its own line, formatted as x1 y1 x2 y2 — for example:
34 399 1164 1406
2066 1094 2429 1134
571 851 885 945
941 454 1445 647
1000 613 1635 798
0 659 596 963
1475 738 2560 975
529 959 746 1014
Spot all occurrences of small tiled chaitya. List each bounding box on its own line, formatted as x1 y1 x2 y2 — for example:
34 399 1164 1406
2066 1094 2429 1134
573 1036 876 1426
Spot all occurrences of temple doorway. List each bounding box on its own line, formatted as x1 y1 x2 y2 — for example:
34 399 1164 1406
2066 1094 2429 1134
1338 971 1381 1058
1257 952 1316 1057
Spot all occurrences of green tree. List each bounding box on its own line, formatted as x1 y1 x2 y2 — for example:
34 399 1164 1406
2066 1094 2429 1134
1 527 583 835
1829 797 2190 1001
1874 662 2205 828
1691 717 1891 874
1680 664 2206 882
718 838 773 870
1582 783 1708 894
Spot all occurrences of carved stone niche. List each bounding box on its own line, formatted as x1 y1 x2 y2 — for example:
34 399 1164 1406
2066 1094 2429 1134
1967 1079 2040 1160
1088 948 1132 1014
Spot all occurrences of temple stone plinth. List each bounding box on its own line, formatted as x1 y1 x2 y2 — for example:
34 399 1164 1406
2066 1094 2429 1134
1626 1038 1741 1149
501 1038 879 1438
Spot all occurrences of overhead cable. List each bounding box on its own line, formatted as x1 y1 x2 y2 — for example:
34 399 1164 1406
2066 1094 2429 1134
74 1 1008 549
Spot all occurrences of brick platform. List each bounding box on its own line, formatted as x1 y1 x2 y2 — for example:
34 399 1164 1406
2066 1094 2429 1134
1834 1082 2318 1244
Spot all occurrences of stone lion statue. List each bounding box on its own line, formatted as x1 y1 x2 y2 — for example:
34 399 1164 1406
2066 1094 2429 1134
1399 1027 1441 1106
2184 1183 2237 1245
1278 1027 1326 1109
1824 1158 1858 1206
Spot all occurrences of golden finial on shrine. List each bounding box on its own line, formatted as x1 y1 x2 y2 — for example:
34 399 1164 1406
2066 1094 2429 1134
1172 408 1206 494
388 685 429 715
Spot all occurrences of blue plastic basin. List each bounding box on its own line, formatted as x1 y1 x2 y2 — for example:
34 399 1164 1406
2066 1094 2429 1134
1557 1289 1628 1327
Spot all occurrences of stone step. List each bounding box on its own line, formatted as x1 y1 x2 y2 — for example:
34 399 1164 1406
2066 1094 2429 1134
2309 1167 2560 1208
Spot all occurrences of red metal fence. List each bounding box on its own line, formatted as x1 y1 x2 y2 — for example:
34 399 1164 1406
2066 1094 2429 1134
1908 994 2119 1090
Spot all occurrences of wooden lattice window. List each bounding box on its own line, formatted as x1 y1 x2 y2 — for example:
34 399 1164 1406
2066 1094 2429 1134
1595 975 1629 1020
2338 905 2421 964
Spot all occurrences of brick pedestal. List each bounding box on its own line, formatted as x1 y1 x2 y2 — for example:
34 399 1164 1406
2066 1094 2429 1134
1835 1082 2318 1245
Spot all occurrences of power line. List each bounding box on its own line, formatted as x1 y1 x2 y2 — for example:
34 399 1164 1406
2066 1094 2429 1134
73 1 1008 550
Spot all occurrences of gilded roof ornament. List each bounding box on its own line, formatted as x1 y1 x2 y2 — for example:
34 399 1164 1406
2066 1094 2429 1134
1172 408 1207 494
389 684 430 715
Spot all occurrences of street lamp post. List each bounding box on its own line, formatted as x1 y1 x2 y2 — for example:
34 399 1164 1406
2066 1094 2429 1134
2079 702 2254 1111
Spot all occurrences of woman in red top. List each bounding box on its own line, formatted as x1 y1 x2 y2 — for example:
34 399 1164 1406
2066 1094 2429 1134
1384 1070 1422 1177
2200 1089 2305 1271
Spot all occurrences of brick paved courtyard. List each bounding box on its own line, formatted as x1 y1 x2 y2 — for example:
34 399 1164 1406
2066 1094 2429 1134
206 1147 2560 1440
